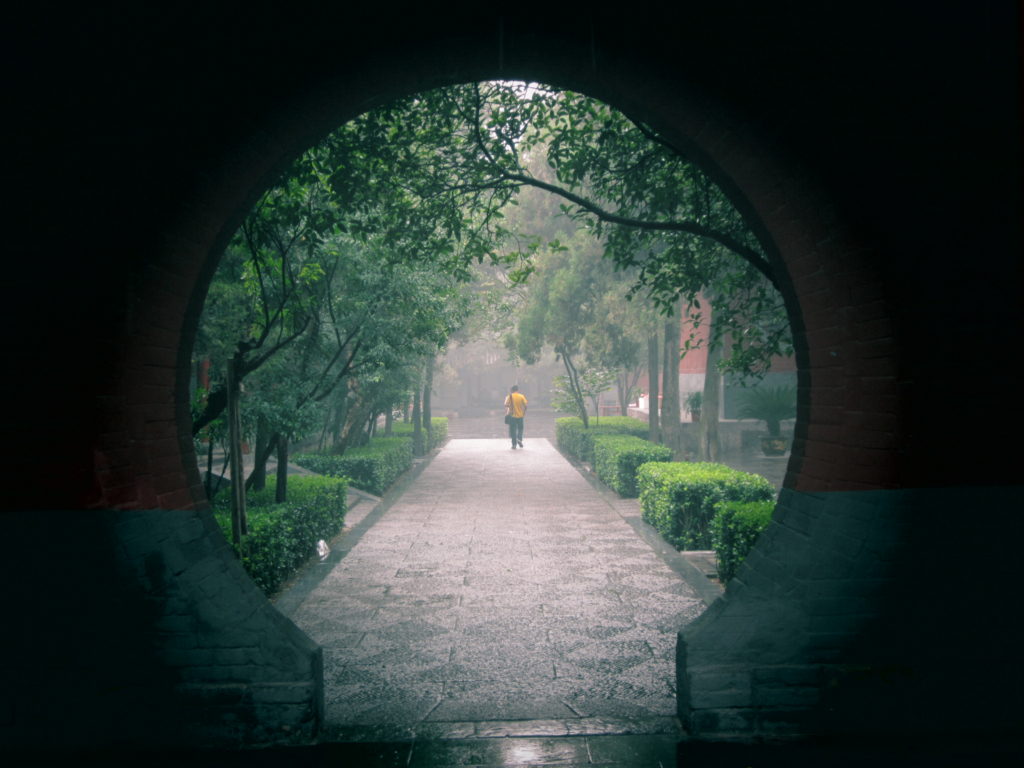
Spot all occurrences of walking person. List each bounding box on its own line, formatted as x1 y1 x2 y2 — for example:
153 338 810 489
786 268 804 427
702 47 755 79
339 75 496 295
504 385 528 449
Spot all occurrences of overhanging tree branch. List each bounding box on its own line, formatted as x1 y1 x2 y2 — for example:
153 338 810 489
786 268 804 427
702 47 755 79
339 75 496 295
466 83 777 290
496 169 778 290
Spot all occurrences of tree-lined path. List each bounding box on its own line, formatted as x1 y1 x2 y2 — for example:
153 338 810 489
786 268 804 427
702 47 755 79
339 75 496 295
279 437 708 741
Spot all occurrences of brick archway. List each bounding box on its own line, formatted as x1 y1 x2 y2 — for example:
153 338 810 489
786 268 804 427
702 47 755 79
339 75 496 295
120 60 911 745
3 7 1020 754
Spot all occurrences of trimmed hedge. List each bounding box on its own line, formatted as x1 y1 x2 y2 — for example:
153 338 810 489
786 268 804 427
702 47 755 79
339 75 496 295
710 499 775 582
294 436 413 496
592 435 674 497
555 416 649 463
390 416 449 453
638 462 775 551
214 474 348 595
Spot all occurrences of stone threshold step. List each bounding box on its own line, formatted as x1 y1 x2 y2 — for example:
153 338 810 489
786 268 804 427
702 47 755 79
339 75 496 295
320 715 682 743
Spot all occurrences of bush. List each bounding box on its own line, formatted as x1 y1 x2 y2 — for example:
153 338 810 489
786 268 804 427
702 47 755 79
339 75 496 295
592 435 674 497
214 474 348 595
390 417 449 453
555 416 649 463
638 462 775 550
294 436 413 496
710 499 775 582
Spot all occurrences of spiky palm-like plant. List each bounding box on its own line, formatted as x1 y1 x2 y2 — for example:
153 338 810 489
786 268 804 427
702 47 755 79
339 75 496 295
737 385 796 437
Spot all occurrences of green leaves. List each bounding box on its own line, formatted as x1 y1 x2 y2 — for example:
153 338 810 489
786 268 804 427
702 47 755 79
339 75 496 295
710 500 775 582
592 435 674 497
736 385 797 437
294 436 414 496
212 475 348 595
638 462 775 551
195 76 795 461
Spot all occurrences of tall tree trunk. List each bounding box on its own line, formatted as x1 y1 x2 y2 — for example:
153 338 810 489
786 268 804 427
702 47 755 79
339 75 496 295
275 435 289 503
648 331 660 443
699 338 723 461
247 417 271 492
227 356 247 546
618 365 643 416
617 372 629 415
205 435 215 499
331 389 348 449
335 400 371 455
661 308 682 456
384 407 394 436
245 431 279 493
318 416 329 451
412 376 423 456
423 356 434 444
560 347 589 428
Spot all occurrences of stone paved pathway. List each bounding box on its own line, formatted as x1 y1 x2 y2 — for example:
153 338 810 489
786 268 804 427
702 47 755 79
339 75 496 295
281 437 707 740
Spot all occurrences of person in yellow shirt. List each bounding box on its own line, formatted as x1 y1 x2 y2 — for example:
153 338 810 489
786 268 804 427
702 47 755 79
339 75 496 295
504 385 528 449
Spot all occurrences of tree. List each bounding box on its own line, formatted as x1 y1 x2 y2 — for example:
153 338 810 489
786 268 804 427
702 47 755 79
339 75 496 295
195 76 795 517
583 280 652 415
509 230 616 428
551 368 617 422
647 329 661 443
193 139 474 509
661 302 683 456
366 81 792 382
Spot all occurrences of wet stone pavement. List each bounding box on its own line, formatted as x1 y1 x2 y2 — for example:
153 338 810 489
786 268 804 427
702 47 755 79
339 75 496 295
276 436 709 764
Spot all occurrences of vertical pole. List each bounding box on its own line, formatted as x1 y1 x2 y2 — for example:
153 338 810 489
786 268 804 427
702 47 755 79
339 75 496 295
661 305 682 456
412 379 423 456
227 357 247 546
648 329 660 443
699 314 722 462
423 355 434 446
276 435 289 504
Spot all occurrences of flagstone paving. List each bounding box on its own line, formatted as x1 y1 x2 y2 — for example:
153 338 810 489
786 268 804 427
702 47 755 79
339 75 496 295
279 437 709 741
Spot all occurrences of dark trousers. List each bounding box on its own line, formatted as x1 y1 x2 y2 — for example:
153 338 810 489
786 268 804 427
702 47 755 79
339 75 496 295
508 416 524 445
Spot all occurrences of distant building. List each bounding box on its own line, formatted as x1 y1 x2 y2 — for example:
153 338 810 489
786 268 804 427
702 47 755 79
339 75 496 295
632 300 796 440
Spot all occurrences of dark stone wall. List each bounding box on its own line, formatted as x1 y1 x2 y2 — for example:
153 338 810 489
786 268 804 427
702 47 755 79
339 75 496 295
1 2 1020 752
0 510 322 749
680 486 1023 741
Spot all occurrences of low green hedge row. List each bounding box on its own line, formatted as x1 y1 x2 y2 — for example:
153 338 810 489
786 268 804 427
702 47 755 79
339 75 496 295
390 417 449 453
592 435 674 497
294 436 413 496
638 462 775 550
555 416 649 463
214 474 348 595
710 499 775 582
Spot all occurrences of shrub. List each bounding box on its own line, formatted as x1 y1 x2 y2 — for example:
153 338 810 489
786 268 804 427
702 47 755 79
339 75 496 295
737 385 797 437
592 435 673 497
638 462 775 550
294 436 413 496
214 474 348 595
555 416 649 463
710 499 775 582
390 417 449 452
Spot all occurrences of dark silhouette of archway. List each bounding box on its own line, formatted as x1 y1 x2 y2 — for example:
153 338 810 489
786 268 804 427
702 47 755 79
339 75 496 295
2 5 1020 759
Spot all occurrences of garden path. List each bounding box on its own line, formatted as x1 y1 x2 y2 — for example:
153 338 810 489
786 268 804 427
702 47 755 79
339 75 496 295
276 436 711 744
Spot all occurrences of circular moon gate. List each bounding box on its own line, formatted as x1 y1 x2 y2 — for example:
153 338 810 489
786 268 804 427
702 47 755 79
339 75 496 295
3 10 1020 752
